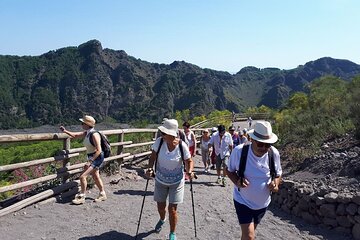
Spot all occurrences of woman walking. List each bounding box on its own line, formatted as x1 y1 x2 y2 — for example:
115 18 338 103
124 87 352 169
146 119 194 240
200 129 211 172
59 115 107 205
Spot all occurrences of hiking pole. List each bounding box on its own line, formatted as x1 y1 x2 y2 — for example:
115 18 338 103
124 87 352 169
135 179 149 240
189 174 197 238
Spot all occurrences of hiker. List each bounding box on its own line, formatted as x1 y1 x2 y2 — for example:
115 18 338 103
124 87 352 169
208 125 233 187
247 117 253 128
229 126 241 147
183 122 196 157
240 128 249 144
59 115 107 205
209 127 218 170
145 119 194 240
227 121 282 240
200 129 211 172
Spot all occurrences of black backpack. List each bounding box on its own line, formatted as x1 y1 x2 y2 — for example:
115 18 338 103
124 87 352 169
89 131 112 158
237 144 276 185
155 138 184 173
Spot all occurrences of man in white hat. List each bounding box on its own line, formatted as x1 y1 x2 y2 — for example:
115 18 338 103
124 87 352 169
227 121 282 240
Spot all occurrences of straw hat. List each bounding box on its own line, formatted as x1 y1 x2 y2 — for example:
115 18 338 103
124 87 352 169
248 121 278 144
158 119 178 137
79 115 96 127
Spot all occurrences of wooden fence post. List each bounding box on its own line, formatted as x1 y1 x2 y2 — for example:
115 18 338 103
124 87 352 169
62 138 71 183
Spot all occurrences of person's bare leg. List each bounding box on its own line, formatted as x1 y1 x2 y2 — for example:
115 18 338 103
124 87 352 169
91 169 105 192
157 202 167 221
79 166 94 194
168 203 178 233
240 222 255 240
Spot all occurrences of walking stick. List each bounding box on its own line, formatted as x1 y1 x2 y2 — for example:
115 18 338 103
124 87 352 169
190 175 197 238
135 179 149 240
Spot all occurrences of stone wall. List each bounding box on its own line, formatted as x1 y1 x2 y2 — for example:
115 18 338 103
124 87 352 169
271 180 360 240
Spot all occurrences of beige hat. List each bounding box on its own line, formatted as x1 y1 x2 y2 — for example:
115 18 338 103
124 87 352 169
79 115 96 127
248 121 278 144
158 119 178 137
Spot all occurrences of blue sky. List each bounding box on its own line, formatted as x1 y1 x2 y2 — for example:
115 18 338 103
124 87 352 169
0 0 359 72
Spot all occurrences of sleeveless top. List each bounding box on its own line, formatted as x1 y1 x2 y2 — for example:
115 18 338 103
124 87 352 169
83 129 97 154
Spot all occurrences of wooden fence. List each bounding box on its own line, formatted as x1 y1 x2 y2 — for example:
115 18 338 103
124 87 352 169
0 127 206 216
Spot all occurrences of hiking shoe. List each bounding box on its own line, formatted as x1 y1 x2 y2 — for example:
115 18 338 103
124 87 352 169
216 177 222 184
72 194 85 205
169 232 177 240
94 192 107 202
222 177 227 187
155 219 166 233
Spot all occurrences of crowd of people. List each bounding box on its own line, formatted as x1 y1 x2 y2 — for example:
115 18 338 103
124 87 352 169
60 115 281 240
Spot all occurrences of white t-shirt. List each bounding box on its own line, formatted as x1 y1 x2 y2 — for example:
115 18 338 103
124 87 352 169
152 138 191 185
228 143 282 210
185 130 195 147
209 132 233 159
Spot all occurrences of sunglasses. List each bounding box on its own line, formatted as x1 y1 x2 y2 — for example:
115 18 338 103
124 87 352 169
254 140 271 148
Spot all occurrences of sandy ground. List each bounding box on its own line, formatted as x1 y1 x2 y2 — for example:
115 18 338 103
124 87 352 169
0 154 353 240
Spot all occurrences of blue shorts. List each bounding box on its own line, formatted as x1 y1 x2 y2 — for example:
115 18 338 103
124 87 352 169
87 152 104 169
234 200 267 225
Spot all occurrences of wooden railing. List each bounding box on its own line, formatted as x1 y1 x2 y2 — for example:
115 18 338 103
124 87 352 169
0 127 206 216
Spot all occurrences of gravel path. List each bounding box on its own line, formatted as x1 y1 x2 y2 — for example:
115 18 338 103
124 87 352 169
0 155 353 240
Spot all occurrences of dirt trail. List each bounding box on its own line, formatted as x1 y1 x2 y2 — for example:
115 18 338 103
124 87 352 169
0 155 353 240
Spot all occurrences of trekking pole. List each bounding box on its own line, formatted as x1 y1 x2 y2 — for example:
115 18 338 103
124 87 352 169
189 174 197 238
135 179 149 240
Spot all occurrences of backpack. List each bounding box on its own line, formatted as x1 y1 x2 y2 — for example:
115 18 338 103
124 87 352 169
89 131 112 158
155 138 184 173
237 144 276 185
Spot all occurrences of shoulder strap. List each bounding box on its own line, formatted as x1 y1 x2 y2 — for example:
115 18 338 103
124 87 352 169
178 139 184 161
268 147 276 181
154 137 164 173
238 144 250 185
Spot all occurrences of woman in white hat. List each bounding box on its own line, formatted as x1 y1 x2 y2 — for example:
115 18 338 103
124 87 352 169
59 115 107 205
145 119 194 240
227 121 282 240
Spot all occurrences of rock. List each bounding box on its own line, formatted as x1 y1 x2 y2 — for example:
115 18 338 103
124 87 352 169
354 215 360 223
336 203 346 215
336 216 353 228
301 212 319 224
338 193 353 203
346 203 358 215
324 192 338 203
320 204 337 218
352 193 360 205
324 217 338 227
352 224 360 240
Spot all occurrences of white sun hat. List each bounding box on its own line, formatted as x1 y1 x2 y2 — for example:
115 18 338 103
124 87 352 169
158 119 178 137
248 121 278 144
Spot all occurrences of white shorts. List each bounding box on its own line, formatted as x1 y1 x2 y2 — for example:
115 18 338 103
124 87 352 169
154 180 185 204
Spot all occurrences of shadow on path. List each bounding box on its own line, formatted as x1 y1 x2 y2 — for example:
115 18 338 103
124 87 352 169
114 189 154 196
268 205 353 240
78 229 156 240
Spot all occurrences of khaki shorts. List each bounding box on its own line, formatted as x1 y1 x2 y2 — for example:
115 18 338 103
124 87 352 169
154 179 185 204
216 155 229 170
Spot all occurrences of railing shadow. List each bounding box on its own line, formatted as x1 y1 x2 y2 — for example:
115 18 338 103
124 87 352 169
114 189 154 196
78 229 156 240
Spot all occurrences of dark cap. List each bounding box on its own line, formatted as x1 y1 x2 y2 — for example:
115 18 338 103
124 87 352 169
229 126 235 131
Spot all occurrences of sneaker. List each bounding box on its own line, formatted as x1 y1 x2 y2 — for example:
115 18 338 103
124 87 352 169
169 232 177 240
204 168 208 173
216 177 222 184
222 177 227 187
72 193 85 205
94 192 107 202
210 165 215 170
155 219 166 233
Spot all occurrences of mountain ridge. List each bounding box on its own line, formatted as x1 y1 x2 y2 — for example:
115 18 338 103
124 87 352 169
0 39 360 129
